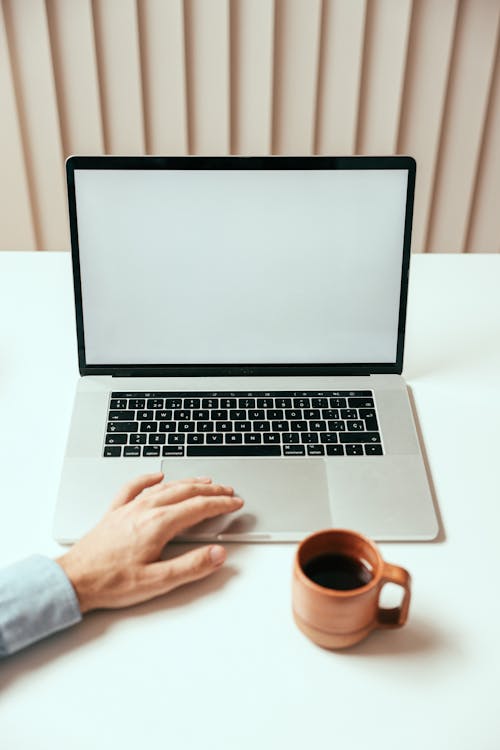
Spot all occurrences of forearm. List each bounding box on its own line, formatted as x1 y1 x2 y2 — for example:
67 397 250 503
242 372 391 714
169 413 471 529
0 555 82 658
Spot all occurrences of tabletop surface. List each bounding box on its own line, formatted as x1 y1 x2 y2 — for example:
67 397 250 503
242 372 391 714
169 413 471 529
0 252 499 750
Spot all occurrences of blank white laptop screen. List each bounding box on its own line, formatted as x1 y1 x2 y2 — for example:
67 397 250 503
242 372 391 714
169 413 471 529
74 168 408 365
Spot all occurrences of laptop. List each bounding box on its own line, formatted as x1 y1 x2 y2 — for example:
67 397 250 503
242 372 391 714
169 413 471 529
54 155 438 543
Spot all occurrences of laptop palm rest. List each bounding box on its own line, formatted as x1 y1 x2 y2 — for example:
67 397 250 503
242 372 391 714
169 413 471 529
161 458 331 540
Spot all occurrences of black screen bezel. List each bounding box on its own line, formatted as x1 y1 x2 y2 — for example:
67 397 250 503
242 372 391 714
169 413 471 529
66 154 415 377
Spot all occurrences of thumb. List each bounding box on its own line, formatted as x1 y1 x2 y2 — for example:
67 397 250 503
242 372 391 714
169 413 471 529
146 545 227 597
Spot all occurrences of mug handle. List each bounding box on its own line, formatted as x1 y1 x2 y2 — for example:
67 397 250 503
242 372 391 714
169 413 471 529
376 562 411 629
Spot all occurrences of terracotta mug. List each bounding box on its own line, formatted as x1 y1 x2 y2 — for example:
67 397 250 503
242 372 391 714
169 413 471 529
292 529 411 649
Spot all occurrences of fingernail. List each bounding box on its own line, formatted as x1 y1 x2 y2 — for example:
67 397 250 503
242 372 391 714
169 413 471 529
210 545 226 566
196 476 212 482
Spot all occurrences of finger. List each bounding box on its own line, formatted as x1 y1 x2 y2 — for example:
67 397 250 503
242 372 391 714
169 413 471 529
109 472 164 510
165 495 243 538
146 481 235 508
139 476 212 501
161 476 212 489
145 545 227 597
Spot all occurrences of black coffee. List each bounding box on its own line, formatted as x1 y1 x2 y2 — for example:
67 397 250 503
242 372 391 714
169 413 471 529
303 553 373 591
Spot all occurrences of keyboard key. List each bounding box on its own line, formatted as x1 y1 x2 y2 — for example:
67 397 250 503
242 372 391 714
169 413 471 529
290 421 308 431
309 420 326 432
234 421 252 432
105 433 127 444
147 399 164 409
238 398 255 408
263 433 281 443
215 421 232 432
143 446 160 457
285 409 302 420
104 446 121 457
220 398 236 408
341 409 358 420
283 445 305 456
230 409 247 420
307 445 325 456
348 397 374 408
244 433 262 443
266 409 284 420
248 410 265 420
257 398 273 408
294 398 310 408
365 444 383 455
339 432 381 444
276 398 292 408
303 409 321 420
301 432 319 444
253 421 270 432
211 409 228 420
359 409 379 430
330 397 346 408
168 434 186 444
165 398 182 409
202 398 218 408
311 398 328 408
178 422 195 432
129 433 147 445
187 445 280 457
327 420 345 431
140 422 157 433
192 410 209 420
148 433 166 444
184 398 201 409
206 433 223 444
319 433 338 443
272 421 290 432
124 446 141 457
282 432 299 443
174 410 192 420
326 445 345 456
158 421 176 432
128 399 145 409
197 421 214 432
322 409 339 419
347 421 364 431
107 421 138 433
225 433 242 444
345 444 363 455
108 410 135 421
155 410 172 420
162 446 185 456
188 434 205 444
138 410 155 420
110 398 127 409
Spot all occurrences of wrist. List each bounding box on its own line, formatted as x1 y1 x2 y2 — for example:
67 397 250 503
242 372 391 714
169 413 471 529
56 553 94 614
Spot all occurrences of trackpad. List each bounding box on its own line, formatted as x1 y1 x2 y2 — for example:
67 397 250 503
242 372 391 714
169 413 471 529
161 458 331 539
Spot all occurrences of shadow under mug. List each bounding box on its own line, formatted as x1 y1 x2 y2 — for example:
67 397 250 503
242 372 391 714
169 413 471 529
292 529 411 649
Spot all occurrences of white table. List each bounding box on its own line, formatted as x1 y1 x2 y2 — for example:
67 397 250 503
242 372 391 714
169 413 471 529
0 253 499 749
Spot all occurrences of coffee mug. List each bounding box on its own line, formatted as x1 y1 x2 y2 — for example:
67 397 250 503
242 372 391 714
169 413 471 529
292 529 411 649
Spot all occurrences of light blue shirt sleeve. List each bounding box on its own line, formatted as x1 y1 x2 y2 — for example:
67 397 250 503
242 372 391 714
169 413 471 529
0 555 82 657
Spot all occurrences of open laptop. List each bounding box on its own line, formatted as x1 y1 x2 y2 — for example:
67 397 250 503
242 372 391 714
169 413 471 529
54 155 438 543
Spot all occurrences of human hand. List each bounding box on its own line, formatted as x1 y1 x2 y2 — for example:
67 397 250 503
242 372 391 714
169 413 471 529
56 473 243 613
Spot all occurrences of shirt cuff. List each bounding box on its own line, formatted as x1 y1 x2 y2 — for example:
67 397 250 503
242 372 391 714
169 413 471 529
0 555 82 657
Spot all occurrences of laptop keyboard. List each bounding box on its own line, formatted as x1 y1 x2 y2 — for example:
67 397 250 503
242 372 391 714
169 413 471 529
103 390 383 458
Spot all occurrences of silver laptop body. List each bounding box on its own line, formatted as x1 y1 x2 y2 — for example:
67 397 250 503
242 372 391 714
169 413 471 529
54 155 438 543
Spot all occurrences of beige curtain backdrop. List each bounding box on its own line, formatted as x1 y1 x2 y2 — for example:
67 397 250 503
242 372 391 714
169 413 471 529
0 0 499 253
